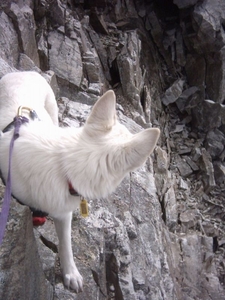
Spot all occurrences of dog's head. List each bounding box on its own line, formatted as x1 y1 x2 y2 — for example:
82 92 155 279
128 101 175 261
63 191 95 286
73 90 160 199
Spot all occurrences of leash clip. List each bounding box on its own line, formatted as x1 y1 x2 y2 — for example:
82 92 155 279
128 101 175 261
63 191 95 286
17 106 33 117
17 106 39 120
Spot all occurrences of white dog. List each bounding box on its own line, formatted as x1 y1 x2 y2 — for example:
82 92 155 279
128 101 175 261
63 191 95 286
0 71 160 292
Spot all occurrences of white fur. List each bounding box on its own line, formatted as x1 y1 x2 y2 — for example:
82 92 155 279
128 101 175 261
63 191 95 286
0 71 160 292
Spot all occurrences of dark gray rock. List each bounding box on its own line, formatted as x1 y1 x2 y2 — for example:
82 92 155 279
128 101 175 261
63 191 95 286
175 155 193 177
183 155 199 172
176 86 200 113
192 1 225 53
164 186 177 230
162 79 185 106
182 0 225 103
213 161 225 185
0 197 53 300
185 54 206 88
18 53 41 72
0 12 19 67
90 8 109 35
178 234 223 300
201 148 216 190
0 58 17 78
192 99 225 131
173 0 199 9
8 2 40 67
117 31 143 112
205 129 225 159
48 30 83 88
205 47 225 103
179 208 199 231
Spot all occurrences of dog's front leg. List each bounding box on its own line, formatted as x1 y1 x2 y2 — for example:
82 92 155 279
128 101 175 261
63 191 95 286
53 212 83 292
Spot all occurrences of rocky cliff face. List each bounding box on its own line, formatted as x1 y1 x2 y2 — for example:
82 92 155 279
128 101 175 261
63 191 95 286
1 0 225 299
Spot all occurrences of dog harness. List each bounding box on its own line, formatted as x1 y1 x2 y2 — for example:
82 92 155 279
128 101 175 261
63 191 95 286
0 107 31 244
0 107 48 241
0 106 89 243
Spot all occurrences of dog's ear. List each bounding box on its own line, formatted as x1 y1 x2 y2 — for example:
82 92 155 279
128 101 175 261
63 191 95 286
85 90 116 133
123 128 160 171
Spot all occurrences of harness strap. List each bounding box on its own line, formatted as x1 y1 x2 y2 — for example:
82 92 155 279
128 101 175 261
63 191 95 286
2 121 15 133
0 116 29 245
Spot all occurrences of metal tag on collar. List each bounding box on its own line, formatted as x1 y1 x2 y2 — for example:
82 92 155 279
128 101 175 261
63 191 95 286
80 198 89 218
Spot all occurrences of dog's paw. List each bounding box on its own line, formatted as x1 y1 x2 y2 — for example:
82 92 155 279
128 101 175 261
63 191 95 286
64 270 83 293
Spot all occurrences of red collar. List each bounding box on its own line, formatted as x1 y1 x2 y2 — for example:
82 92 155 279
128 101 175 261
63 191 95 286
68 181 79 196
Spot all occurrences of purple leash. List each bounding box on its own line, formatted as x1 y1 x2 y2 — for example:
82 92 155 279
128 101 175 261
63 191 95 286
0 116 29 245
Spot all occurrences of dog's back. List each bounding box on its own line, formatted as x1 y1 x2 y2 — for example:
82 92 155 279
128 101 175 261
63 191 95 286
0 72 58 130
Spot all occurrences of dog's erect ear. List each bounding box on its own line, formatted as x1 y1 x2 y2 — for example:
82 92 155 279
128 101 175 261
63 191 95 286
85 90 116 132
123 128 160 171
